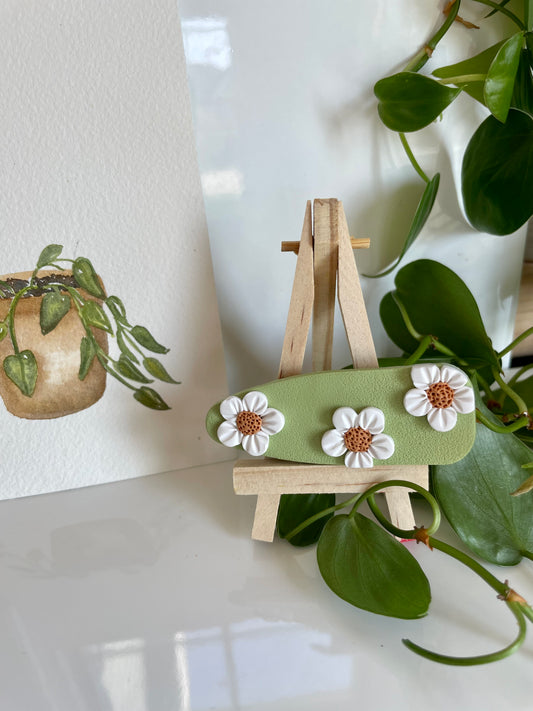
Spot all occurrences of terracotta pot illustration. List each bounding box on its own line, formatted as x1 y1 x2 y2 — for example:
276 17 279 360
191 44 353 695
0 270 107 419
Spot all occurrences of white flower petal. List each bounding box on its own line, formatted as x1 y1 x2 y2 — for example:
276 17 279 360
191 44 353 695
242 431 269 456
242 391 269 416
404 388 432 416
217 420 242 448
427 407 457 432
220 395 244 421
451 385 475 414
345 450 374 468
261 408 285 435
332 407 358 432
411 363 441 389
357 406 385 434
322 429 347 457
369 433 395 461
440 364 468 390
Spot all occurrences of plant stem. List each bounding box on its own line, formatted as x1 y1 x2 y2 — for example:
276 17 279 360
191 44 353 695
404 335 433 365
7 286 34 355
476 408 529 433
498 326 533 358
284 494 360 541
508 362 533 390
404 0 461 72
471 0 526 29
492 368 529 415
434 73 486 84
399 133 430 183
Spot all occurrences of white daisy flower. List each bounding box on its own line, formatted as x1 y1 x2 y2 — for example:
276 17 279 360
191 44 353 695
321 406 395 468
403 363 475 432
217 391 285 456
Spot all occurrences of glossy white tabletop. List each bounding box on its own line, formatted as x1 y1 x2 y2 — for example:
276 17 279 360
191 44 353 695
1 461 532 710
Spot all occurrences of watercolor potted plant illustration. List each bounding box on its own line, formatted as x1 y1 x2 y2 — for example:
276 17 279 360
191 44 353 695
0 244 177 419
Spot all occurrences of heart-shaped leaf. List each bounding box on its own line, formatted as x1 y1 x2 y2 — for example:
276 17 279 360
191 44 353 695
484 32 523 122
36 244 63 269
317 513 430 619
72 257 105 298
462 108 533 234
130 325 169 354
133 386 170 410
433 406 533 565
375 72 461 132
4 350 38 397
365 174 440 278
511 49 533 114
117 354 153 383
143 357 179 384
81 300 112 333
79 336 96 380
105 295 131 327
277 493 335 547
379 260 499 370
40 291 71 335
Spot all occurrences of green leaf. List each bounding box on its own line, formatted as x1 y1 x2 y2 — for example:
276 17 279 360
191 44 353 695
117 330 139 364
130 325 169 354
462 109 533 234
72 257 105 298
3 350 38 397
277 494 335 547
433 415 533 565
317 513 430 619
379 260 500 370
510 49 533 114
133 386 170 410
39 291 71 335
36 244 63 269
116 354 153 383
433 40 505 105
143 357 179 384
365 174 440 278
375 72 461 132
105 295 131 327
484 33 523 122
81 300 113 333
79 336 96 380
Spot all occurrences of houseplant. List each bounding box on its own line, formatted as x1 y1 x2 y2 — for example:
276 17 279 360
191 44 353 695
0 244 177 418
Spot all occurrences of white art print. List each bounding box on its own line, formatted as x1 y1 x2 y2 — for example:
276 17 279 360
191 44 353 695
0 1 230 499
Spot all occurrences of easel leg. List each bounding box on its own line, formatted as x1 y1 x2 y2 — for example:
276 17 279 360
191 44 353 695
384 487 416 533
252 493 281 542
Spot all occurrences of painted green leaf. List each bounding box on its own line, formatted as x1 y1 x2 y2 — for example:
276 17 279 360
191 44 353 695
40 291 71 335
73 257 105 298
375 72 461 132
277 494 335 547
105 295 131 327
365 174 440 278
433 415 533 565
462 109 533 234
433 40 505 105
81 300 113 333
130 325 169 354
317 513 430 619
117 355 153 383
379 260 499 370
79 336 96 380
117 330 139 363
484 33 523 122
133 386 170 410
4 350 38 397
36 244 63 269
143 357 179 384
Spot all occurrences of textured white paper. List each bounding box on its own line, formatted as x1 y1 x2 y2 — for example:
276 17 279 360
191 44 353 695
0 1 230 499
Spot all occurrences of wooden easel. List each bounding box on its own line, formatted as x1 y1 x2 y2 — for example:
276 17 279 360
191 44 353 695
233 199 428 541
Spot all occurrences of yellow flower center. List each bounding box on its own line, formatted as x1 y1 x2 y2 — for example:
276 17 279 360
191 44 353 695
426 381 454 409
344 426 373 453
236 410 263 435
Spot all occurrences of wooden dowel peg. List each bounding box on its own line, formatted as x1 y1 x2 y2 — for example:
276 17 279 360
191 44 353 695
281 237 370 253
